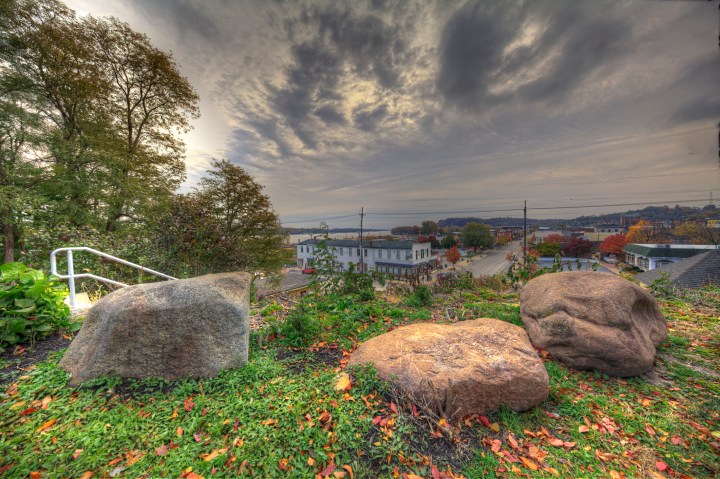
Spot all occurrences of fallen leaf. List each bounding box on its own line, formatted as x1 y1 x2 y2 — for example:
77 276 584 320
308 457 316 466
342 465 354 479
155 445 168 456
185 473 204 479
578 425 589 433
79 473 94 479
30 473 41 479
73 449 83 459
176 426 183 437
335 372 351 392
320 462 336 477
610 471 621 479
390 402 398 415
520 457 539 471
548 438 564 447
184 398 195 412
20 407 36 416
405 475 424 479
490 422 500 432
656 460 668 471
279 458 290 471
491 439 502 453
36 419 56 432
202 448 227 461
645 424 656 436
479 415 491 428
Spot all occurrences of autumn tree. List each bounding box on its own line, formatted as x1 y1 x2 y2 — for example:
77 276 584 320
599 234 628 256
626 220 666 244
535 241 562 257
183 160 286 273
563 237 593 257
445 245 461 268
421 220 438 235
673 221 719 245
462 222 494 252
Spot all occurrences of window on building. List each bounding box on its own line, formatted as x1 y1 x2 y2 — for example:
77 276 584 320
379 250 382 259
300 246 304 253
396 251 400 260
415 250 418 260
339 247 344 255
364 249 368 257
349 248 352 257
357 249 360 256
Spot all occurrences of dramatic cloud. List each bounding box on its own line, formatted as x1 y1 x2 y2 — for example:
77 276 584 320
66 0 719 227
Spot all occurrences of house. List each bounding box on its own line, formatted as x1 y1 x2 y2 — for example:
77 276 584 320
255 272 312 300
623 243 718 271
297 239 434 276
636 250 720 289
593 224 626 234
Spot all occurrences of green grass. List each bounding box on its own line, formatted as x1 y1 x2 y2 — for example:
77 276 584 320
1 287 718 478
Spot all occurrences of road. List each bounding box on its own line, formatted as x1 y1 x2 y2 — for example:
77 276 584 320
458 240 522 276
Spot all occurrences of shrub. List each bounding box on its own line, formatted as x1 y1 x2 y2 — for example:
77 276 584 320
0 262 72 351
279 300 322 347
408 285 432 307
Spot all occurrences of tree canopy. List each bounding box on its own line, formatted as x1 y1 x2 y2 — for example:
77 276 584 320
462 222 494 251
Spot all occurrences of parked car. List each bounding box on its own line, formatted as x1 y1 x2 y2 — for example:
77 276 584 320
302 268 316 275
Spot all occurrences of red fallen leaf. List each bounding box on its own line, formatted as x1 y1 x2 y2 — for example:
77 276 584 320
508 433 520 450
184 398 195 412
320 461 336 477
20 407 36 416
548 438 564 447
491 439 502 453
431 465 440 479
563 442 577 449
233 418 239 431
379 417 389 427
412 404 418 417
688 421 711 435
479 416 491 428
390 402 398 415
30 472 41 479
578 425 590 433
373 416 382 425
656 461 668 471
645 424 656 436
278 458 290 471
671 436 682 445
155 445 168 456
0 464 14 475
201 408 208 417
211 466 217 475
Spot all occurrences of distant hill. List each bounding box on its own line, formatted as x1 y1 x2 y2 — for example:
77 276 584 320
430 205 718 230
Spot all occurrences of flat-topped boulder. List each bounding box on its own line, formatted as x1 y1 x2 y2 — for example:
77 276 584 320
347 318 549 418
60 272 251 386
520 271 667 377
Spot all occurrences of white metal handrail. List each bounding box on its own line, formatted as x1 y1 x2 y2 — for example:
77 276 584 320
50 246 177 309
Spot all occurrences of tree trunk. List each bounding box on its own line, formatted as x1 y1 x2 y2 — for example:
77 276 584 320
3 222 14 263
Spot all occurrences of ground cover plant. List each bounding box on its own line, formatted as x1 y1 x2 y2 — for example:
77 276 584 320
1 283 718 478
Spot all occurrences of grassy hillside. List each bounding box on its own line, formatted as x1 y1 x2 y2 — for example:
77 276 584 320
1 283 718 478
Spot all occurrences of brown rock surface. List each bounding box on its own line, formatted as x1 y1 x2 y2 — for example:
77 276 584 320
520 271 667 377
60 272 251 386
347 319 549 418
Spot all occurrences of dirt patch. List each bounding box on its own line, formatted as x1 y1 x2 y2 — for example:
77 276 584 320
1 332 75 385
657 353 720 379
277 346 344 374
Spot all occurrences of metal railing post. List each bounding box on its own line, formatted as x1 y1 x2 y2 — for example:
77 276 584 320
67 249 76 310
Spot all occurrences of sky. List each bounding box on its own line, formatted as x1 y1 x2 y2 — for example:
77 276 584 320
65 0 719 229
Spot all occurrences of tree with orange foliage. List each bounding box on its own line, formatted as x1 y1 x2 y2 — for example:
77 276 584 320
599 234 628 256
626 220 666 244
445 246 461 268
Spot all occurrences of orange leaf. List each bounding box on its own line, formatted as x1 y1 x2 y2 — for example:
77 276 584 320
176 426 183 437
36 419 56 432
334 373 351 392
549 438 564 447
342 465 354 479
202 448 227 462
645 424 656 436
185 473 204 479
578 425 589 433
520 457 539 471
184 398 195 412
610 471 621 479
308 457 316 466
279 458 290 471
30 473 41 479
405 475 425 479
79 473 94 479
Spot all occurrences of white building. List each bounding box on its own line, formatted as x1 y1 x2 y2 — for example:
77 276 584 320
297 239 435 275
623 243 718 271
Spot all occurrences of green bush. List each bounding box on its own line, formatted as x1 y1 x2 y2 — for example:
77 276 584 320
0 262 72 351
408 285 433 307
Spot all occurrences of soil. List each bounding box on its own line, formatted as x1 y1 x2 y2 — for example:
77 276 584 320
0 332 75 385
277 345 344 374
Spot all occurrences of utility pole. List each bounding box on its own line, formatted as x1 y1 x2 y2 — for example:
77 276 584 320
359 207 365 272
523 200 527 262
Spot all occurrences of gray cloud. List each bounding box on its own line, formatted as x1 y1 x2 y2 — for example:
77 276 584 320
65 0 719 227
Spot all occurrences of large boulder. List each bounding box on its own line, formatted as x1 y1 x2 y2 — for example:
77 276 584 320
347 319 549 418
520 271 667 377
60 272 251 386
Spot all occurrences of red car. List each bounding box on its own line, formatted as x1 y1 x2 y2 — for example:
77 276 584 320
301 268 316 275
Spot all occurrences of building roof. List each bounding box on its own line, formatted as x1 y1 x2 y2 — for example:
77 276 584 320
298 239 428 249
636 250 720 289
255 272 312 297
624 243 718 258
